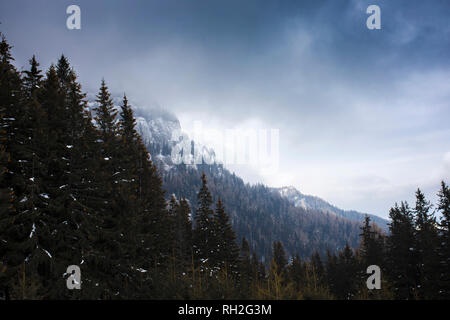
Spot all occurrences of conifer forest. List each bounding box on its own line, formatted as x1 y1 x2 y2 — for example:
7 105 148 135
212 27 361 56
1 32 449 300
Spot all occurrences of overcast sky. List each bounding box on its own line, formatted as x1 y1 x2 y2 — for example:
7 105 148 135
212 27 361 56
1 0 450 218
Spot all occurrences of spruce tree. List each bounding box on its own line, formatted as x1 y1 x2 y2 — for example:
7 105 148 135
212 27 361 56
271 241 288 276
437 181 450 299
89 80 124 298
325 250 339 297
336 244 358 299
116 94 142 290
359 215 384 267
118 96 168 297
288 253 303 292
173 197 193 268
238 238 251 295
0 38 45 299
0 112 15 300
413 189 440 299
213 198 239 274
310 250 324 282
193 173 216 273
53 58 97 299
386 202 417 299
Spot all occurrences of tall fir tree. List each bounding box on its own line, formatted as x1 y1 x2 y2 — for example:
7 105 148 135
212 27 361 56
271 241 288 277
193 173 216 273
89 80 125 298
117 95 169 297
336 244 358 299
238 237 252 297
288 253 303 292
413 189 440 299
310 250 325 285
172 197 193 268
386 202 417 299
0 38 46 299
213 198 240 275
325 250 339 297
437 181 450 299
359 215 384 267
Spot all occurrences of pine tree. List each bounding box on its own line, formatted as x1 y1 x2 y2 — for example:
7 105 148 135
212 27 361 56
133 153 169 297
0 37 44 299
213 198 239 275
357 215 386 299
288 253 303 292
0 115 15 300
437 181 450 299
193 173 216 273
23 55 43 97
55 55 72 92
310 250 324 284
32 64 71 298
271 241 288 277
336 244 358 299
88 80 125 298
325 250 339 297
173 197 193 268
115 94 143 293
94 80 118 141
302 251 330 299
359 215 384 267
16 61 88 298
53 57 99 299
118 96 169 297
386 202 417 299
413 189 440 299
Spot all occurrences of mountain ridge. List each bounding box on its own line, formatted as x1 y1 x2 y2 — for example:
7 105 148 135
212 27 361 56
95 99 388 259
126 101 388 228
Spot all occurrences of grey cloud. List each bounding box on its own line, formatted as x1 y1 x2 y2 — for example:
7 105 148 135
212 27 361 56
1 0 450 217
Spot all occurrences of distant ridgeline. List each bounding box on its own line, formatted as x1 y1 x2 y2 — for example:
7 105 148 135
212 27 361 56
273 186 388 231
132 106 389 260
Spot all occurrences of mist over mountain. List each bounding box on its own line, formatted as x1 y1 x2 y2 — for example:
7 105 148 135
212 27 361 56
127 102 387 259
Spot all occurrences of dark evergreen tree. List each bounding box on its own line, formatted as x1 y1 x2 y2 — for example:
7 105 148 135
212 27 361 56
288 253 303 292
325 249 339 298
437 181 450 299
0 40 46 299
386 202 417 299
413 189 440 299
271 241 288 277
55 55 72 92
238 237 253 297
359 215 384 267
121 98 169 297
336 244 358 299
310 250 324 283
0 108 15 300
89 80 124 298
172 197 193 268
213 198 239 274
193 173 216 273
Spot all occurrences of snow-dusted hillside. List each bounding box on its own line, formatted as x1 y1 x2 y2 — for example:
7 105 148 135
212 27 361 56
88 98 388 236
